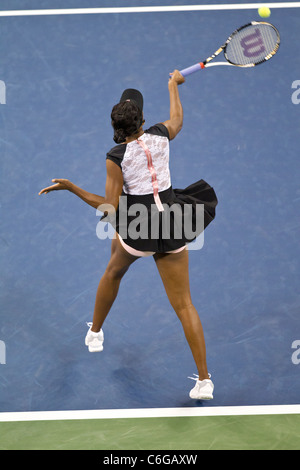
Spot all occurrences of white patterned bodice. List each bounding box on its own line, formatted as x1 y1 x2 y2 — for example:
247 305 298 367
121 132 171 195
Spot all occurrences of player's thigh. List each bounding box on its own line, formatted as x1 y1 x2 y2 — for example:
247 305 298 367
153 249 192 309
106 234 139 279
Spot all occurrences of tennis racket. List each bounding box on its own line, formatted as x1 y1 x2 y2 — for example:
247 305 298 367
179 21 280 77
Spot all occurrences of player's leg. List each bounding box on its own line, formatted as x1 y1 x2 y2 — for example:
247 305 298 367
153 249 209 381
90 234 139 333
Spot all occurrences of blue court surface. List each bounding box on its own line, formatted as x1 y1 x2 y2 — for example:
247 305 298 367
0 1 299 416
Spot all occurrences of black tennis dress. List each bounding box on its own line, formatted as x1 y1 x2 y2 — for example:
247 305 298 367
105 123 218 253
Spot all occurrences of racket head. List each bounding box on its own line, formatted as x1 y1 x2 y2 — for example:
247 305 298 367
223 21 280 67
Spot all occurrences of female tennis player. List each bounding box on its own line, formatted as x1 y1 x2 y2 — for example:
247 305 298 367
39 70 218 400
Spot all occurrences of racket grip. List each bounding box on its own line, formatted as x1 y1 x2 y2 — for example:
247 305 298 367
179 63 204 77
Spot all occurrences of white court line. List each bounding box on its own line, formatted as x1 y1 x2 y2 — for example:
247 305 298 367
0 3 300 17
0 405 299 422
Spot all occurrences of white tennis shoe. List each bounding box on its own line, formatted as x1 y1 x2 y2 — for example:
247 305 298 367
85 322 104 352
188 374 214 400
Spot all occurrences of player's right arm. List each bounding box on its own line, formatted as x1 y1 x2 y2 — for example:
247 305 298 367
163 69 185 140
38 160 123 212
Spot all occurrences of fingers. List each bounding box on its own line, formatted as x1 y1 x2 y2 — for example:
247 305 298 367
38 182 60 195
169 69 185 84
38 178 70 195
51 178 65 183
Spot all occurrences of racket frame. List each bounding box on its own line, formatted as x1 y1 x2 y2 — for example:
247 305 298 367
179 21 280 76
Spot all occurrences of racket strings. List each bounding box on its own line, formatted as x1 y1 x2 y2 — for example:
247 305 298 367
225 23 279 66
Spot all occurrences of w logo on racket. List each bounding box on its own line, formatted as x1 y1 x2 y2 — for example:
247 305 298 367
240 28 266 58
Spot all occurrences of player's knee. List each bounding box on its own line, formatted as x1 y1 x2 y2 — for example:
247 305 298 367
105 263 129 281
172 301 194 318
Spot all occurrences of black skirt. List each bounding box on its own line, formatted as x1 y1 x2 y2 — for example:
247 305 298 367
103 180 218 253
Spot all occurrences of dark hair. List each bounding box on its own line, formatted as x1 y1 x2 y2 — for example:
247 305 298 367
111 101 143 144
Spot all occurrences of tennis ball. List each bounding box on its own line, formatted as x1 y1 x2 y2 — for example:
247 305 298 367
258 6 271 18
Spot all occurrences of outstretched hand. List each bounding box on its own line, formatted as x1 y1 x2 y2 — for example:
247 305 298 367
39 178 73 195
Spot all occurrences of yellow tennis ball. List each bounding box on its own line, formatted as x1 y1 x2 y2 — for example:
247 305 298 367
258 6 271 18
